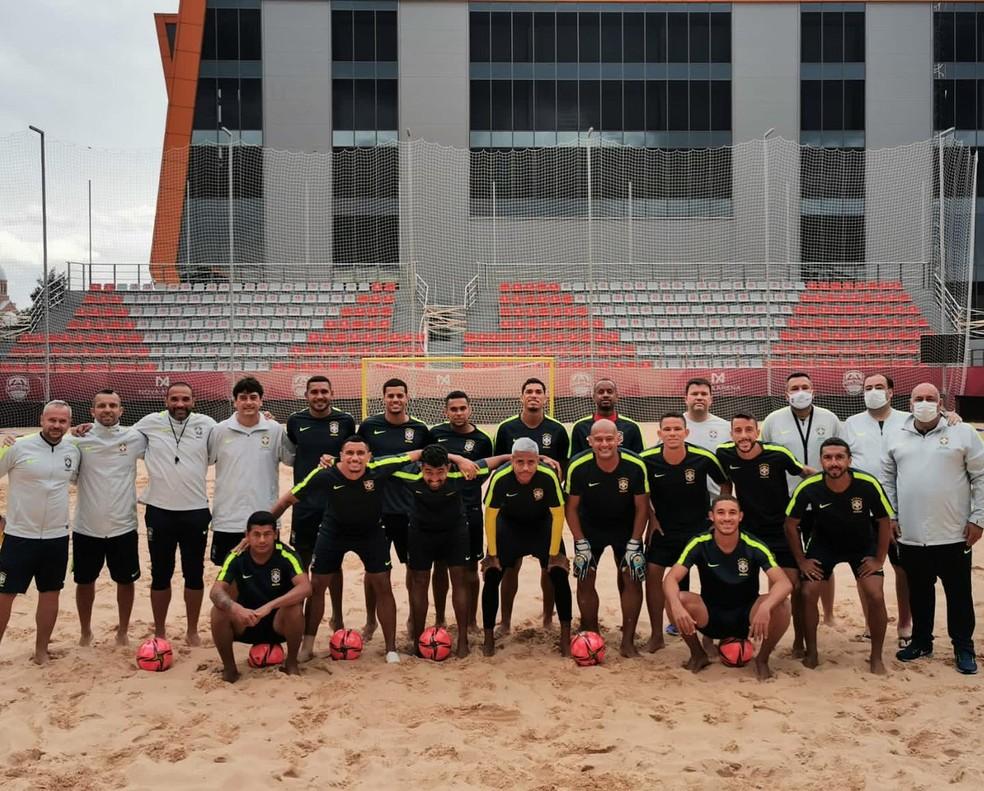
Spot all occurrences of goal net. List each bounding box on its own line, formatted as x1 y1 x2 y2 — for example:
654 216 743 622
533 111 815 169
360 356 555 425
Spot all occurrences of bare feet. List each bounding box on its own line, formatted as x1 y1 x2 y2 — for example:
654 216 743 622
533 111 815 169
456 640 470 659
114 629 129 647
32 649 51 666
221 665 240 683
823 614 836 627
702 636 718 657
685 652 711 673
542 613 554 629
362 621 376 642
435 618 448 630
790 642 806 659
802 651 819 669
186 630 202 647
79 630 93 647
645 634 666 653
620 638 640 658
482 631 495 657
869 656 888 675
754 657 774 680
298 646 316 663
497 620 512 637
280 661 301 676
329 615 344 632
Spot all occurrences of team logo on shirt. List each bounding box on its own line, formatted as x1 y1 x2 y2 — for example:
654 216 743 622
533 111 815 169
329 421 340 436
542 433 553 448
851 497 864 513
709 429 719 440
816 427 826 437
118 442 128 455
64 456 73 470
260 434 271 448
0 572 6 587
617 477 629 493
684 468 696 484
533 487 544 501
404 428 416 443
194 425 204 438
759 463 770 478
737 558 750 576
364 479 375 492
464 439 475 453
271 568 282 586
940 436 950 446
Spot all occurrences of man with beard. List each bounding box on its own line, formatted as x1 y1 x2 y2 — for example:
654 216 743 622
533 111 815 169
570 378 644 455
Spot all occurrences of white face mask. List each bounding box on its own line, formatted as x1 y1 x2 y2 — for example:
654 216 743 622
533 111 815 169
864 389 889 410
789 390 813 410
912 401 939 423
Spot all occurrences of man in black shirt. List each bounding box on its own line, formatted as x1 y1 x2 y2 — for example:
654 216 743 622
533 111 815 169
209 511 311 682
285 375 356 631
494 377 569 633
481 437 571 657
569 378 644 456
664 495 792 679
566 419 650 657
641 413 730 652
429 390 495 630
356 378 432 637
785 438 893 674
717 413 815 658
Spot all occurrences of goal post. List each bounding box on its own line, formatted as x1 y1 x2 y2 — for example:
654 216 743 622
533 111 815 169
360 356 556 424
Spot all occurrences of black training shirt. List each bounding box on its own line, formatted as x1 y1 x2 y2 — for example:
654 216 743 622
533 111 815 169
429 422 495 509
393 461 491 532
677 531 777 609
286 408 357 519
356 413 432 515
641 444 729 536
716 442 803 540
217 542 304 610
493 414 570 462
484 464 564 527
785 469 893 548
565 449 649 533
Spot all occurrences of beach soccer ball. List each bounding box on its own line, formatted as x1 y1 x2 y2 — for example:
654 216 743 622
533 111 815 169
418 626 453 661
570 631 606 666
247 643 285 668
329 629 364 660
136 637 174 672
718 638 755 667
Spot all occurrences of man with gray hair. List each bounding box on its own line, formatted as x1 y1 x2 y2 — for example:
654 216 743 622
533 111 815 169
883 382 984 674
0 400 81 664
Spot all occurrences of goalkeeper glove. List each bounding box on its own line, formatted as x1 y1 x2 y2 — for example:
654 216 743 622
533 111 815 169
572 539 593 580
623 539 646 581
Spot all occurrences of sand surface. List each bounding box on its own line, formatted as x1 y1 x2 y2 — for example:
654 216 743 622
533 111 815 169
0 427 982 790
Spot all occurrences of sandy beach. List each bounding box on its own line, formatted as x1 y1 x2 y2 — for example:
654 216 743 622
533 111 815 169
1 455 983 790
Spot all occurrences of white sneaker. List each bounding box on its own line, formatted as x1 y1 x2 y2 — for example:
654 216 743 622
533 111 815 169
385 651 400 664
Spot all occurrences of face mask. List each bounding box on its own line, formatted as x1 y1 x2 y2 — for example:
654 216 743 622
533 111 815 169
789 391 813 410
864 389 889 410
912 401 938 422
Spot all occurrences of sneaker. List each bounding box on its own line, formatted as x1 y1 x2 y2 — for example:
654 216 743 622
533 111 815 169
385 651 401 664
896 642 933 662
665 623 680 637
954 649 978 675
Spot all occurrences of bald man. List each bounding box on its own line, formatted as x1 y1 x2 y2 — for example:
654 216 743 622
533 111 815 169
566 420 650 657
882 383 984 674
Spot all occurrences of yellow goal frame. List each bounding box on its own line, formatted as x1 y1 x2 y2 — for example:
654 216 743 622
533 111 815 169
360 356 556 420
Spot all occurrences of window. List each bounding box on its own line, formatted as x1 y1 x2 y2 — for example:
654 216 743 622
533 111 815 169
802 6 864 64
801 6 864 144
165 22 177 58
334 9 396 62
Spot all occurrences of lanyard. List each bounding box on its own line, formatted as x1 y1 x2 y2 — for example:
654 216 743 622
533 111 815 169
792 408 814 465
168 415 189 464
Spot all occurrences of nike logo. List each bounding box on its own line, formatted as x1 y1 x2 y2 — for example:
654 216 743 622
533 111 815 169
299 426 311 432
437 438 448 442
333 484 345 490
224 439 235 444
242 574 252 580
373 430 387 435
588 482 602 487
651 474 666 478
819 503 832 509
506 492 519 497
729 465 742 470
707 563 720 568
965 547 973 554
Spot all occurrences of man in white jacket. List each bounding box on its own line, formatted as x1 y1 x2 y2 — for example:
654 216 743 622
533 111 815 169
882 382 984 674
0 401 81 664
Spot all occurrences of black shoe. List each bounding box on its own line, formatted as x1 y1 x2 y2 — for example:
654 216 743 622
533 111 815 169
954 649 978 675
896 642 933 662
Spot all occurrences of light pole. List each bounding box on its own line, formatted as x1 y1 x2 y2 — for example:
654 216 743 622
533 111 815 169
28 125 50 402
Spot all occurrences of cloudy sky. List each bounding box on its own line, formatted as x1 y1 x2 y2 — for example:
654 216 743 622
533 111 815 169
0 0 176 306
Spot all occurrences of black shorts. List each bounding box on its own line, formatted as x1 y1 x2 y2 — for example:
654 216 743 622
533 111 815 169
497 518 564 570
0 534 69 594
145 504 210 591
210 531 246 567
465 506 484 562
72 531 141 585
312 526 391 575
645 533 691 568
582 525 632 568
888 541 902 568
290 510 322 567
743 524 798 570
235 611 285 645
408 524 469 572
805 538 883 581
700 601 755 640
382 513 410 564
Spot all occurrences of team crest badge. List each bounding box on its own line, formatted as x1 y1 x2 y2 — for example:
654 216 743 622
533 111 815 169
709 430 719 440
404 428 415 443
542 433 553 448
759 463 770 478
533 487 544 501
271 568 282 585
817 427 826 437
194 425 204 438
0 572 6 587
64 456 73 470
261 434 271 448
684 468 696 484
119 442 128 454
617 477 629 493
364 479 375 492
737 558 750 576
940 436 950 446
464 439 475 453
851 497 864 513
329 421 339 436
